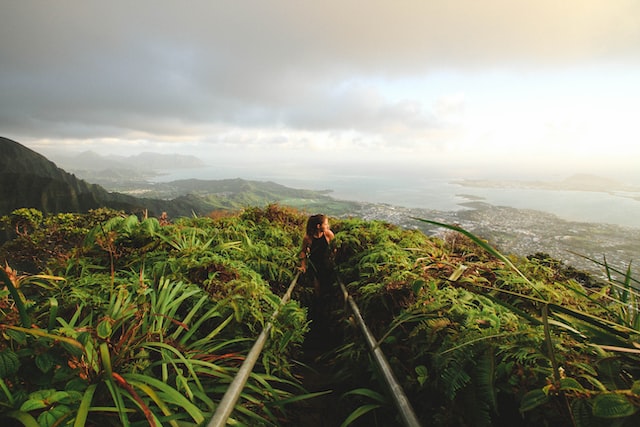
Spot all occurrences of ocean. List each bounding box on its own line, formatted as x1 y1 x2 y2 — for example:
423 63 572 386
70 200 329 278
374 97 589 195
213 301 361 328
151 166 640 230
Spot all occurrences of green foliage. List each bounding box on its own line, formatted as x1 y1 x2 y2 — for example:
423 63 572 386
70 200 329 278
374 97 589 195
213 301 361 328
408 218 640 426
6 208 44 235
326 217 640 426
0 205 310 426
0 208 123 273
0 348 20 378
340 388 387 427
1 205 639 426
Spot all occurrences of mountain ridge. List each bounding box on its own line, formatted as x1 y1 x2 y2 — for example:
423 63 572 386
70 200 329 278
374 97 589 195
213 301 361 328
0 137 346 219
0 137 216 218
43 149 206 172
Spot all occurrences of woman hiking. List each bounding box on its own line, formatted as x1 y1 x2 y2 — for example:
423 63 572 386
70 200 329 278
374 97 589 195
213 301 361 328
299 214 338 345
299 213 336 297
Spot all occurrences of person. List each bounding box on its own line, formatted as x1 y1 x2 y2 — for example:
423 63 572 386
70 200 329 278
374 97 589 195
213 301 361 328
300 214 342 350
299 214 335 297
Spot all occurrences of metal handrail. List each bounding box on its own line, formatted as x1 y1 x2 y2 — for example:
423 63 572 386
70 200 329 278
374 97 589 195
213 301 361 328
206 271 300 427
206 270 421 427
339 280 422 427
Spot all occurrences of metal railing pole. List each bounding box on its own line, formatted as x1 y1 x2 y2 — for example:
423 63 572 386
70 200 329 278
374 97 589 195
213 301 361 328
340 281 422 427
207 272 300 427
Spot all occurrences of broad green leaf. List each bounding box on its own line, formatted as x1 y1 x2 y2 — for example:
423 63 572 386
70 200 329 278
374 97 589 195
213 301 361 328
559 378 585 392
20 399 48 412
35 352 54 373
30 389 56 400
415 365 428 386
580 375 607 392
0 349 20 378
520 389 549 413
37 404 71 427
49 390 78 404
592 393 636 419
572 362 598 377
4 329 27 345
97 319 112 339
570 398 593 427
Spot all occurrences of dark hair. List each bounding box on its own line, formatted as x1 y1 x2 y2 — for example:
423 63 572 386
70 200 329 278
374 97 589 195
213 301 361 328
305 214 327 237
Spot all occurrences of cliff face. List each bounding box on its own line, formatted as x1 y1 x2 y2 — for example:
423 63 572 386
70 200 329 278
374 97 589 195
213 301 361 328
0 137 183 216
2 138 96 213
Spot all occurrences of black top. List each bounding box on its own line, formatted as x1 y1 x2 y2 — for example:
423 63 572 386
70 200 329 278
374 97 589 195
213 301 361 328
308 234 334 288
309 234 330 271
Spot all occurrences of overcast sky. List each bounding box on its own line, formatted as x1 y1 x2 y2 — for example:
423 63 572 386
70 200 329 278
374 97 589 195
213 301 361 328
2 1 640 181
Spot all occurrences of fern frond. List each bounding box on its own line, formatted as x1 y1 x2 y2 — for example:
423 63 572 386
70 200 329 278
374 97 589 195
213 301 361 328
474 347 498 414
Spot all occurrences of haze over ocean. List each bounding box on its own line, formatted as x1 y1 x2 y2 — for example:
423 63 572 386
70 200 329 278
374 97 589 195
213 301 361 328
151 165 640 229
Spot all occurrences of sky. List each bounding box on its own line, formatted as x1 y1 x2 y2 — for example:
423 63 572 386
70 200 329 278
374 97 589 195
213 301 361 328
2 1 640 182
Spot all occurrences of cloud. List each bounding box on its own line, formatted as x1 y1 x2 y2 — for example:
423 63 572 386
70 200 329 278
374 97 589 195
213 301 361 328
1 0 640 169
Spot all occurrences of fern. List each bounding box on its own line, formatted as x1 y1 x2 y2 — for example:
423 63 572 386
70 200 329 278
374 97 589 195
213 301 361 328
438 348 473 400
474 347 498 415
457 383 493 427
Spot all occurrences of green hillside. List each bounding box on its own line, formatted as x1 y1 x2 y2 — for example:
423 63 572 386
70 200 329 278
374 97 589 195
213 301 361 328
1 205 638 426
0 137 357 221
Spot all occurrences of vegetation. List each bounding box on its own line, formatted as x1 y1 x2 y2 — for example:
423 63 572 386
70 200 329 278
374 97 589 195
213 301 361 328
331 218 639 426
0 205 638 426
1 137 349 219
0 205 309 426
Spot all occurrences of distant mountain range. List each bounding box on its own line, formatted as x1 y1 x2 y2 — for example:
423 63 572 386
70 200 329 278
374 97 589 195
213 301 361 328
39 149 207 185
0 137 349 219
44 148 206 171
0 137 214 218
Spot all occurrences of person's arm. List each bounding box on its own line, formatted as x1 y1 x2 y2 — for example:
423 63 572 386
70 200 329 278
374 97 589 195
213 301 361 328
299 236 311 272
325 228 335 242
325 229 336 259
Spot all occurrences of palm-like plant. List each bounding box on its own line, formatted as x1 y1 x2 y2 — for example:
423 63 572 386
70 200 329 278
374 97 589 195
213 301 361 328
8 205 638 426
1 207 311 426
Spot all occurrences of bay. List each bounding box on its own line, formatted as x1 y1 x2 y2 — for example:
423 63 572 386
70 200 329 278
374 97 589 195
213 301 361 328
152 166 640 229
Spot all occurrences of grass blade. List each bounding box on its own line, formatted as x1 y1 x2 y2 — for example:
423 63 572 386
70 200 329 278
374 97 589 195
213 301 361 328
73 384 97 427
